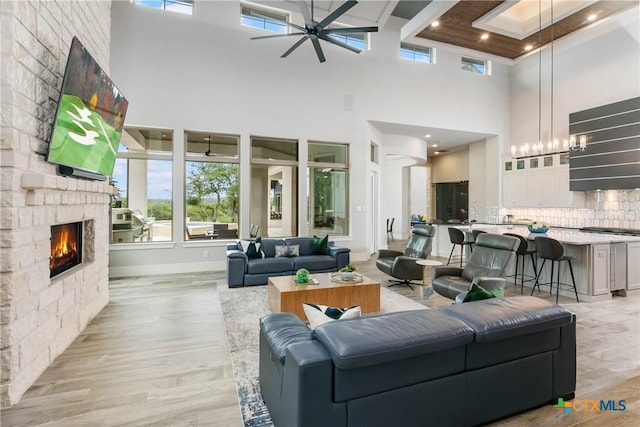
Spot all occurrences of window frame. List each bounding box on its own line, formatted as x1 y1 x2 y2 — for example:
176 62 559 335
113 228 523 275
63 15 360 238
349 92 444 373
134 0 193 15
400 42 432 63
461 56 491 75
241 3 290 34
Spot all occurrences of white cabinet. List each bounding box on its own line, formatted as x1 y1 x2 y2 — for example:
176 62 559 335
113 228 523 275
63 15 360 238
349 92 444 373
627 242 640 290
502 154 584 208
591 244 611 295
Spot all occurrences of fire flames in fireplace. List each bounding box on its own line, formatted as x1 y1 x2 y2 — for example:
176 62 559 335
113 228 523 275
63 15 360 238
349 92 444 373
50 222 82 277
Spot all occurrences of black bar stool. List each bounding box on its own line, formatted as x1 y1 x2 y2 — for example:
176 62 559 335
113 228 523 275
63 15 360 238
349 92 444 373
471 229 487 250
503 233 537 294
447 227 474 267
386 218 395 242
531 236 579 303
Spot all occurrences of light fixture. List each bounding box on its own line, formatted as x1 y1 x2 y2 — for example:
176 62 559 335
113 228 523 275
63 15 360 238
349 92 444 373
524 44 533 51
481 33 489 40
434 151 440 155
569 134 587 151
425 134 431 138
587 13 597 22
431 21 439 28
432 144 438 148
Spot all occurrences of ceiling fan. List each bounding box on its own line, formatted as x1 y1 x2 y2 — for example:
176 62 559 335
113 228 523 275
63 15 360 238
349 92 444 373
250 0 378 63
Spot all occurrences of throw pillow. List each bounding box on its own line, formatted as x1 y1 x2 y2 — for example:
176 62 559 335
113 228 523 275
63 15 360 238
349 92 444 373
462 283 504 303
312 235 329 255
274 245 289 257
288 244 300 257
302 303 361 329
245 237 262 260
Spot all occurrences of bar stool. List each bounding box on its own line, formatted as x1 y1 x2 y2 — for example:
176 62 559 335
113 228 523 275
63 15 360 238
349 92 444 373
503 233 537 294
531 236 579 303
447 227 474 267
386 218 395 242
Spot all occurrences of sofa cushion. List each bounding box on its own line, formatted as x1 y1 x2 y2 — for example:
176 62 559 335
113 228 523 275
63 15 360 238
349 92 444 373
247 257 295 275
303 304 361 329
294 255 337 271
440 296 573 343
286 238 314 256
260 238 286 258
315 309 474 369
313 235 329 255
462 283 504 302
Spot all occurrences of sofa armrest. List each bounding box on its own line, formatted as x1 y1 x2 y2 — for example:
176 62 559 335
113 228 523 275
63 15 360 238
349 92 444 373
280 341 346 427
377 249 403 259
431 266 463 280
227 250 247 287
328 245 350 271
472 277 506 291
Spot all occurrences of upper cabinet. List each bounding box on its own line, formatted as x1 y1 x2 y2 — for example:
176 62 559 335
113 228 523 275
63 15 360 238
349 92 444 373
503 153 585 208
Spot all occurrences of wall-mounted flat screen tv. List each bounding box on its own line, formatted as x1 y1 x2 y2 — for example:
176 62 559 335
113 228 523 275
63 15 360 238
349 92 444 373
46 36 128 180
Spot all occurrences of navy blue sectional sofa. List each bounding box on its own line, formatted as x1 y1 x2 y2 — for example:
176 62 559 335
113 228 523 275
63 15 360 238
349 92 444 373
226 237 350 287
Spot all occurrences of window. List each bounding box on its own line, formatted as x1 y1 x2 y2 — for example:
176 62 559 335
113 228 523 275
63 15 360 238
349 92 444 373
308 142 349 236
327 25 368 50
461 56 490 74
134 0 193 15
241 5 288 33
251 137 298 238
112 127 174 244
185 131 240 240
400 43 432 63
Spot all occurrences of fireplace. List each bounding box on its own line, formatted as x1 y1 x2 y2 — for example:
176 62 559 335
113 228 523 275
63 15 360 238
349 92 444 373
50 222 83 278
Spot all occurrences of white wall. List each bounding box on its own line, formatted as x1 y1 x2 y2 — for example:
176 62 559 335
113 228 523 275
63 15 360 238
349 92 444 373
410 166 428 218
108 1 511 274
509 7 640 154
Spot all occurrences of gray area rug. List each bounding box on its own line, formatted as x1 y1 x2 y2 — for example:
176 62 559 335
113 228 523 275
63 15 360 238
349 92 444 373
219 284 427 427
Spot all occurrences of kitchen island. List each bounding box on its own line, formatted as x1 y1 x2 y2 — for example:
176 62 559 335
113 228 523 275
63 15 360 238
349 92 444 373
431 223 640 302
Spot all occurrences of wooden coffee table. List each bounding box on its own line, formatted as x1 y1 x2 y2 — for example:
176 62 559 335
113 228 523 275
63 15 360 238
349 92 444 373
268 272 381 322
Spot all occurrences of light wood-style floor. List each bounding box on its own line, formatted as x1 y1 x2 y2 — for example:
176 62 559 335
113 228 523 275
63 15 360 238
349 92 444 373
2 238 639 426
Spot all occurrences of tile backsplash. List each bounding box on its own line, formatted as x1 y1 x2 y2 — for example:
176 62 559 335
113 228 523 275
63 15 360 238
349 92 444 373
486 190 640 230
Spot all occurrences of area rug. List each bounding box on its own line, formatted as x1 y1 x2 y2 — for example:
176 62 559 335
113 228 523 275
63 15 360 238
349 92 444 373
218 284 427 427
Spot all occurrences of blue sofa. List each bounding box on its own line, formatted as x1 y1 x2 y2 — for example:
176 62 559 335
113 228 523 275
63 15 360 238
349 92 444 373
226 237 350 287
259 296 576 427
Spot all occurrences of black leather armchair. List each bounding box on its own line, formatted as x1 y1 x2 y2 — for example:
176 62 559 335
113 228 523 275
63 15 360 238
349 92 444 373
376 225 436 289
432 233 519 301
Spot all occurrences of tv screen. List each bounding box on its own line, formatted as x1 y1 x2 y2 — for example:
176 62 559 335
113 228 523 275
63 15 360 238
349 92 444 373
46 36 128 179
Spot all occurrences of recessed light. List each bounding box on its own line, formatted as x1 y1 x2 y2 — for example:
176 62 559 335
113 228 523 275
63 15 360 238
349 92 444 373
481 33 489 40
587 14 597 22
432 144 438 148
524 44 533 51
434 151 440 155
425 134 431 138
431 21 439 28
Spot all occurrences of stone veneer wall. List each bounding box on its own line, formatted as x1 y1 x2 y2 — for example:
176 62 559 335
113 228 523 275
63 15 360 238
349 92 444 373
0 0 112 408
485 189 640 230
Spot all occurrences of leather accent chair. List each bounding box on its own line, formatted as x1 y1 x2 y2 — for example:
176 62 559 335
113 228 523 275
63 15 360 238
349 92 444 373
376 225 436 289
432 233 519 301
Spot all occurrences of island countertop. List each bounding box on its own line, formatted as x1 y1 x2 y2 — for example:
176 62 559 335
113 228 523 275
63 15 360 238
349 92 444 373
450 224 640 245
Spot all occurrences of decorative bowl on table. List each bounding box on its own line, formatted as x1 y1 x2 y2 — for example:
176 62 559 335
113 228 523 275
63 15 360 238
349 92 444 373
528 222 550 233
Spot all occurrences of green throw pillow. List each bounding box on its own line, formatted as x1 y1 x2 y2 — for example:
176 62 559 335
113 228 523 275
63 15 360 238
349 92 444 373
245 237 262 260
312 235 329 255
463 283 504 303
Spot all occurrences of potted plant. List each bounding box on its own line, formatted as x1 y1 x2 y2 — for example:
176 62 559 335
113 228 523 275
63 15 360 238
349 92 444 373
339 264 357 280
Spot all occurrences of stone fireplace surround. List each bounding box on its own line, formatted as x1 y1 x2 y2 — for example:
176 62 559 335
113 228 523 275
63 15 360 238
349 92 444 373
0 0 112 408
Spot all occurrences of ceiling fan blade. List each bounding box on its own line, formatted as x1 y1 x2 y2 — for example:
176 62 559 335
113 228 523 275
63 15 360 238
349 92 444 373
251 32 305 40
281 36 309 58
297 0 314 26
322 26 378 35
317 0 357 28
247 10 306 32
311 36 326 63
318 34 361 54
